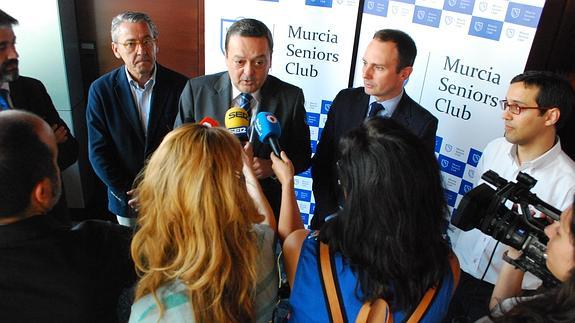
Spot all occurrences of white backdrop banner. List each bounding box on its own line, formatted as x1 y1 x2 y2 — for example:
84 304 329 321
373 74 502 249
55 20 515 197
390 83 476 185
204 0 361 225
353 0 545 213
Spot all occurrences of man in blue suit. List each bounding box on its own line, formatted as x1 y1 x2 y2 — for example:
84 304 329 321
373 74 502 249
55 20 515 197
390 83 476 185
311 29 438 229
87 11 187 226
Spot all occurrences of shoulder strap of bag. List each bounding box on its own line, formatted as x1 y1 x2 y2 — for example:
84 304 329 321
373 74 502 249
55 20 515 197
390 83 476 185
319 242 345 323
356 253 461 323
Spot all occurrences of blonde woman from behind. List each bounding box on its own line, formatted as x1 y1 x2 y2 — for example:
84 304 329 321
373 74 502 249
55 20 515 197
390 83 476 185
129 123 279 323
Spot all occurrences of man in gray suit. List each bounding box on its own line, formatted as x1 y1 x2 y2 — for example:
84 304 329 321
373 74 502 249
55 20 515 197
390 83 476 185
311 29 438 229
176 18 311 218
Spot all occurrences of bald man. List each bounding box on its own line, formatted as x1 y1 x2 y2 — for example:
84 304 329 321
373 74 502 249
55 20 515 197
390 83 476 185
0 110 135 322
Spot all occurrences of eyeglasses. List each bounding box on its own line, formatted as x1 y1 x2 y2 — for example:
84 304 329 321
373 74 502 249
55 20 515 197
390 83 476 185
115 37 156 52
499 100 552 115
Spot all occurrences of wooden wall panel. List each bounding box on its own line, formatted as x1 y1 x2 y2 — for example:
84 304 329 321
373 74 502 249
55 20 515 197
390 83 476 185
77 0 204 79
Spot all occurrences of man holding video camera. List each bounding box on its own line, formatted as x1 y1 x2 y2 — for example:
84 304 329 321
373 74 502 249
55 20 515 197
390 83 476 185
447 71 575 321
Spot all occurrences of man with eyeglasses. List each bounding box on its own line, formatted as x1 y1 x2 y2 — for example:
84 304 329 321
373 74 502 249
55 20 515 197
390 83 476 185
0 9 78 223
447 71 575 322
86 11 187 227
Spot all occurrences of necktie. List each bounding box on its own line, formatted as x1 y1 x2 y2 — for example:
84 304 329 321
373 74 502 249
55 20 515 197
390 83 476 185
239 93 253 112
0 89 10 111
368 101 384 118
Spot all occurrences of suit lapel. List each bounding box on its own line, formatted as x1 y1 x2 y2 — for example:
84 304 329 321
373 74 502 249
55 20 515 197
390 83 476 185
391 92 413 128
114 68 145 145
212 72 233 121
147 65 167 151
252 77 278 153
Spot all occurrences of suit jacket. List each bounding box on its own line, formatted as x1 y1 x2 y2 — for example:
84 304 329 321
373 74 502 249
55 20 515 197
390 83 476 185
9 76 78 169
0 215 136 323
311 87 438 229
175 72 311 215
87 64 187 217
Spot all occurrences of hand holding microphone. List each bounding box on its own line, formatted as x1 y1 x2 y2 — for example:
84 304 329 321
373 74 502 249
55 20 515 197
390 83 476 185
271 151 294 187
254 112 282 157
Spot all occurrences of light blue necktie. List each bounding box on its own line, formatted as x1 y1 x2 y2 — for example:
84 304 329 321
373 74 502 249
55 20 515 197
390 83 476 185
0 89 10 111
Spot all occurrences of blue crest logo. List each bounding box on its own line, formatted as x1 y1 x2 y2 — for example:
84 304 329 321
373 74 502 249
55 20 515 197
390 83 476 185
417 10 426 20
511 8 521 19
367 1 375 10
506 28 515 38
468 169 475 178
474 21 484 32
479 1 488 12
445 144 453 152
463 184 472 193
441 160 449 168
392 5 398 15
445 15 453 25
472 154 480 164
448 0 457 7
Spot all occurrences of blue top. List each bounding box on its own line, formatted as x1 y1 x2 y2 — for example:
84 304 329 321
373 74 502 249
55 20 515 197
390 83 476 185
289 232 456 322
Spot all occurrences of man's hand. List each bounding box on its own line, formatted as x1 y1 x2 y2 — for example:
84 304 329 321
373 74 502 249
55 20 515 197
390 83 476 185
253 157 273 179
51 124 68 144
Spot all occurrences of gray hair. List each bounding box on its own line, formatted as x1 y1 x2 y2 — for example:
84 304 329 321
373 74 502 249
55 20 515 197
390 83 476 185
110 11 158 42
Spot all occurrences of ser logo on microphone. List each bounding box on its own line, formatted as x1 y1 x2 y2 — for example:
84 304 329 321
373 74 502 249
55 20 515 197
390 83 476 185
226 109 249 120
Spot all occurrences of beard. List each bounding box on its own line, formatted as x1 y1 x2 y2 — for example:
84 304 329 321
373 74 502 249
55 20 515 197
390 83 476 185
0 59 19 82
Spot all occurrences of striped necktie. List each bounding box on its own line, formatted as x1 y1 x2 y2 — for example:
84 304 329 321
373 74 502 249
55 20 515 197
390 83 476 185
0 89 10 110
239 93 253 112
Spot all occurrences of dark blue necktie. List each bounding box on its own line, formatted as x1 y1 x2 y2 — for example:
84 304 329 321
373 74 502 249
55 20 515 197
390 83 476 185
368 101 384 117
0 89 10 111
239 93 253 112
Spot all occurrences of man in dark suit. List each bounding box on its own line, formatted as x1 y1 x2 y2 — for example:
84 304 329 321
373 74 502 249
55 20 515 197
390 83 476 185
311 29 438 229
1 9 78 223
87 11 187 226
175 18 311 217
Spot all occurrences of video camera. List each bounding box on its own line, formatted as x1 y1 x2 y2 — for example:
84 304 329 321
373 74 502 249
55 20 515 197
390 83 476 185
451 170 562 287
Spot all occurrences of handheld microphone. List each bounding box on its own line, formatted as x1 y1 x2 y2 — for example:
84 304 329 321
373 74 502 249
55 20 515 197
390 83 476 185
198 116 220 128
254 112 281 157
225 107 250 141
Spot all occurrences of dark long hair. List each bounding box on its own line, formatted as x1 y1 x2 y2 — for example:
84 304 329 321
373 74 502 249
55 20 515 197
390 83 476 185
319 118 450 313
492 196 575 323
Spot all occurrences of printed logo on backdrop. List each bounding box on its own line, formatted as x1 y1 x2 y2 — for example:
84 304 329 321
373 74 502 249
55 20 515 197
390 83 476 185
306 0 333 8
364 0 388 17
467 148 482 167
220 18 239 55
443 0 474 15
505 3 542 28
468 17 502 41
413 6 442 28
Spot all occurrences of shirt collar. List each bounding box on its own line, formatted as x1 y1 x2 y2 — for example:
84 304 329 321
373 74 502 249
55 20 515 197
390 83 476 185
231 83 261 105
508 137 563 170
368 89 404 117
125 64 157 90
